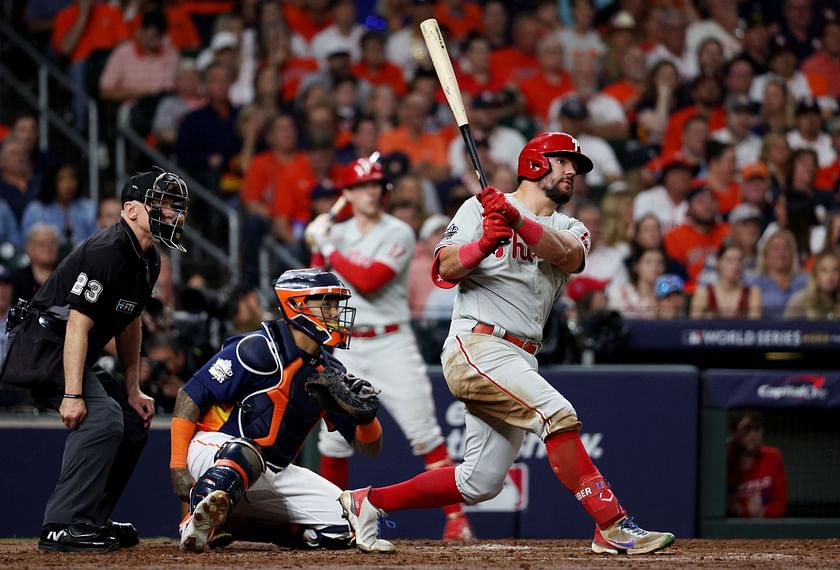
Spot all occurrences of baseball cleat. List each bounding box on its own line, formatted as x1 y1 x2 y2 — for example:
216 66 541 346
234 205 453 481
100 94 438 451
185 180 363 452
338 487 396 553
102 520 139 548
180 490 230 552
442 513 475 542
591 517 675 555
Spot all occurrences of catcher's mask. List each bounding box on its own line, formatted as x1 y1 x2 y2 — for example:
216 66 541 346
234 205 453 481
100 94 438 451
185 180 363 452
121 167 189 252
274 268 356 348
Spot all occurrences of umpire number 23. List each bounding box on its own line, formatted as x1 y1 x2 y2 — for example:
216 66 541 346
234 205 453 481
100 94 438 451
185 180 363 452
70 272 104 303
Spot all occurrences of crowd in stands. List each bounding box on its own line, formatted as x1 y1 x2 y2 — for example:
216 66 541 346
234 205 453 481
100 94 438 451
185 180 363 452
3 0 840 381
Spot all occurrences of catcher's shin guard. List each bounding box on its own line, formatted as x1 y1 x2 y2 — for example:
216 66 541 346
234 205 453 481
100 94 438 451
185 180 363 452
190 438 266 512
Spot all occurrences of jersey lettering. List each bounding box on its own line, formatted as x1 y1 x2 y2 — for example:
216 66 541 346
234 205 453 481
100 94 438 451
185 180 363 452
70 272 88 295
71 272 104 303
84 280 103 303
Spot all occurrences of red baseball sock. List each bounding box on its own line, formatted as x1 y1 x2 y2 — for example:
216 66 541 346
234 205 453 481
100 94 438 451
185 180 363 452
545 430 626 529
319 456 349 489
424 444 465 518
368 466 464 513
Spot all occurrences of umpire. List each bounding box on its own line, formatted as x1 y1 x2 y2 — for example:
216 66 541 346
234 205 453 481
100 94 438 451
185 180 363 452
0 167 189 552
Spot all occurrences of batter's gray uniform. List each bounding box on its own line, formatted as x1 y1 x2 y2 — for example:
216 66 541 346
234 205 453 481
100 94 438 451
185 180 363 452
436 194 590 503
318 214 444 458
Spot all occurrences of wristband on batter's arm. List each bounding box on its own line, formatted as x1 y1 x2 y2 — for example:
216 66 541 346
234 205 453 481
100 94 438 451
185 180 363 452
512 214 544 246
170 416 197 469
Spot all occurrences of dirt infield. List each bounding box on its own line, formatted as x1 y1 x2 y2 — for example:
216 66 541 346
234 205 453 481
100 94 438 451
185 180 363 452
1 538 838 569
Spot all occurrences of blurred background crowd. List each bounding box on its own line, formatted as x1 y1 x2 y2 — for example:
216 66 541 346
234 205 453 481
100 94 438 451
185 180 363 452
2 0 840 408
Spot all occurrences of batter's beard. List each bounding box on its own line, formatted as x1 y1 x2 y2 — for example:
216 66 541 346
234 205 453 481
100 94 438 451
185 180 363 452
546 180 574 205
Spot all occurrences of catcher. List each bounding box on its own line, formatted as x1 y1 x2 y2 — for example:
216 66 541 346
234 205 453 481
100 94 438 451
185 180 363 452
170 268 381 552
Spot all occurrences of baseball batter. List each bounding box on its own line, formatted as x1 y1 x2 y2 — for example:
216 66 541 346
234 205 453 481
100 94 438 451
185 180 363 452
337 133 676 555
305 156 473 541
170 269 383 552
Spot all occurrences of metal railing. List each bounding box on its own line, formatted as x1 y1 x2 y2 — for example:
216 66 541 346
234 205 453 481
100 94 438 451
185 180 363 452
114 118 241 284
0 20 99 203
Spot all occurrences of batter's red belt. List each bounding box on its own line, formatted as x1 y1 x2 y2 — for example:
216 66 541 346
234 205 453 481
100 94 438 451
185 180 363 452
351 323 400 338
471 322 539 354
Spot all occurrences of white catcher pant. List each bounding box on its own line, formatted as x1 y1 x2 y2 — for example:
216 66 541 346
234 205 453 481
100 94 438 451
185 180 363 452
318 327 444 458
188 431 346 529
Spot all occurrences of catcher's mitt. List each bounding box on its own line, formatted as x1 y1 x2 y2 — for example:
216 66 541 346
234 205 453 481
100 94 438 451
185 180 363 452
305 367 380 424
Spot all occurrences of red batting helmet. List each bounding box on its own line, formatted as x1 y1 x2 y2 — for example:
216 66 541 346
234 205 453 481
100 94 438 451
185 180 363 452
339 156 388 190
517 132 594 181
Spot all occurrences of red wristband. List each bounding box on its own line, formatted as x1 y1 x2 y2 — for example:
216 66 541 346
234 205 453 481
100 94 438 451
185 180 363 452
517 216 543 246
459 241 487 269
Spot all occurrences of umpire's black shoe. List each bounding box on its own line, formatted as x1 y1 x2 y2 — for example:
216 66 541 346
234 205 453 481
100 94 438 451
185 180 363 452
37 523 120 553
103 520 139 548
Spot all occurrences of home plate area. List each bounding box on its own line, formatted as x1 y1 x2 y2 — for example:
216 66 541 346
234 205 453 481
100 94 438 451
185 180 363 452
0 538 837 568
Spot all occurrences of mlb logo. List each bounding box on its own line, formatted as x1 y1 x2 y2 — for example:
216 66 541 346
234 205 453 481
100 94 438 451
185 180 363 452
465 463 529 512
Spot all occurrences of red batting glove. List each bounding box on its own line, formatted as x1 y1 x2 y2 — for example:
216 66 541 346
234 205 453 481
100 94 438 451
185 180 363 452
480 186 521 226
479 211 513 255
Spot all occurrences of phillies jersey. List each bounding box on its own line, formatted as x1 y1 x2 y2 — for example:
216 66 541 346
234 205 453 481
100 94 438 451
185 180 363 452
436 195 590 342
727 444 788 518
182 319 357 472
329 214 415 326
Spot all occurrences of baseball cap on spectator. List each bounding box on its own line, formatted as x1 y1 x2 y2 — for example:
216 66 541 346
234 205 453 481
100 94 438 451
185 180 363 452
725 94 754 114
419 214 450 241
210 31 238 52
325 44 352 60
473 90 503 109
382 151 410 182
609 10 636 30
768 34 795 59
685 182 712 203
729 203 763 224
826 116 840 135
796 98 821 116
654 274 684 299
566 276 608 303
741 161 769 180
559 96 588 120
659 156 697 182
311 181 338 202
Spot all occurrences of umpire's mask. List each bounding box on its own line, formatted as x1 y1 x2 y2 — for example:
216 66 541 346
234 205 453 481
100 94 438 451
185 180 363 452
138 169 190 252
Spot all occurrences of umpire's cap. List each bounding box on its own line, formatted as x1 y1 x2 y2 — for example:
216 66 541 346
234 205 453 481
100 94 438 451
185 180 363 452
121 168 162 204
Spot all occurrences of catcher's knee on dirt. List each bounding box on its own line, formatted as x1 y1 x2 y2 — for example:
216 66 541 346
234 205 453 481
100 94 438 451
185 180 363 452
454 462 507 505
190 438 265 512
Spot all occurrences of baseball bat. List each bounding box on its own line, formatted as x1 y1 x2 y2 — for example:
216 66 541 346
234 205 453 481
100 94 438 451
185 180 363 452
328 195 347 221
420 18 488 190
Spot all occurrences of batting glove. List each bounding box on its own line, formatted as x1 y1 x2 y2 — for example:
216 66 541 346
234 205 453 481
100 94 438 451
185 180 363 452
480 186 521 227
478 211 513 255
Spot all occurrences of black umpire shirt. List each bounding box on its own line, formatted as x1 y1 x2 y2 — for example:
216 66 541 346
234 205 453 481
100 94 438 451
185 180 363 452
31 218 160 367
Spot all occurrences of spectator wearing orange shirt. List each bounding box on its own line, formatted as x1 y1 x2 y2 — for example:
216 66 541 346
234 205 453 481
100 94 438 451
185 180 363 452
281 0 332 43
242 114 301 285
661 73 726 158
802 19 840 99
52 0 129 129
434 0 482 42
489 12 541 85
378 92 450 183
699 140 741 217
517 34 576 126
455 33 504 96
601 11 638 85
602 44 645 124
664 185 730 291
272 139 341 247
351 31 407 96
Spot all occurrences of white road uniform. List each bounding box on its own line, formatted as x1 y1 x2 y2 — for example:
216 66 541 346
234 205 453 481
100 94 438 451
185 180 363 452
318 214 444 458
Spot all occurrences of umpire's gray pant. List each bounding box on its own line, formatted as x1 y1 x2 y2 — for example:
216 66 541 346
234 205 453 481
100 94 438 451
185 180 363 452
43 367 124 528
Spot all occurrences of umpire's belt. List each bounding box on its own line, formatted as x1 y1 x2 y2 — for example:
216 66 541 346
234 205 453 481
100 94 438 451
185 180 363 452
472 322 539 354
351 323 400 338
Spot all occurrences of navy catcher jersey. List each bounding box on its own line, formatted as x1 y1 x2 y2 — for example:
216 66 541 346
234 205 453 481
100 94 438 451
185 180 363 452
182 319 358 472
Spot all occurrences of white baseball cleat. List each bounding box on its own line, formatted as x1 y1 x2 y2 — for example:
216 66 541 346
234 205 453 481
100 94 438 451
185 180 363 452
179 490 231 552
338 487 396 553
591 517 675 555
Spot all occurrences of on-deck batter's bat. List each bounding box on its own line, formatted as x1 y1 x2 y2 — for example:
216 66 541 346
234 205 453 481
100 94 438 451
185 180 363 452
420 18 509 245
420 18 488 190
